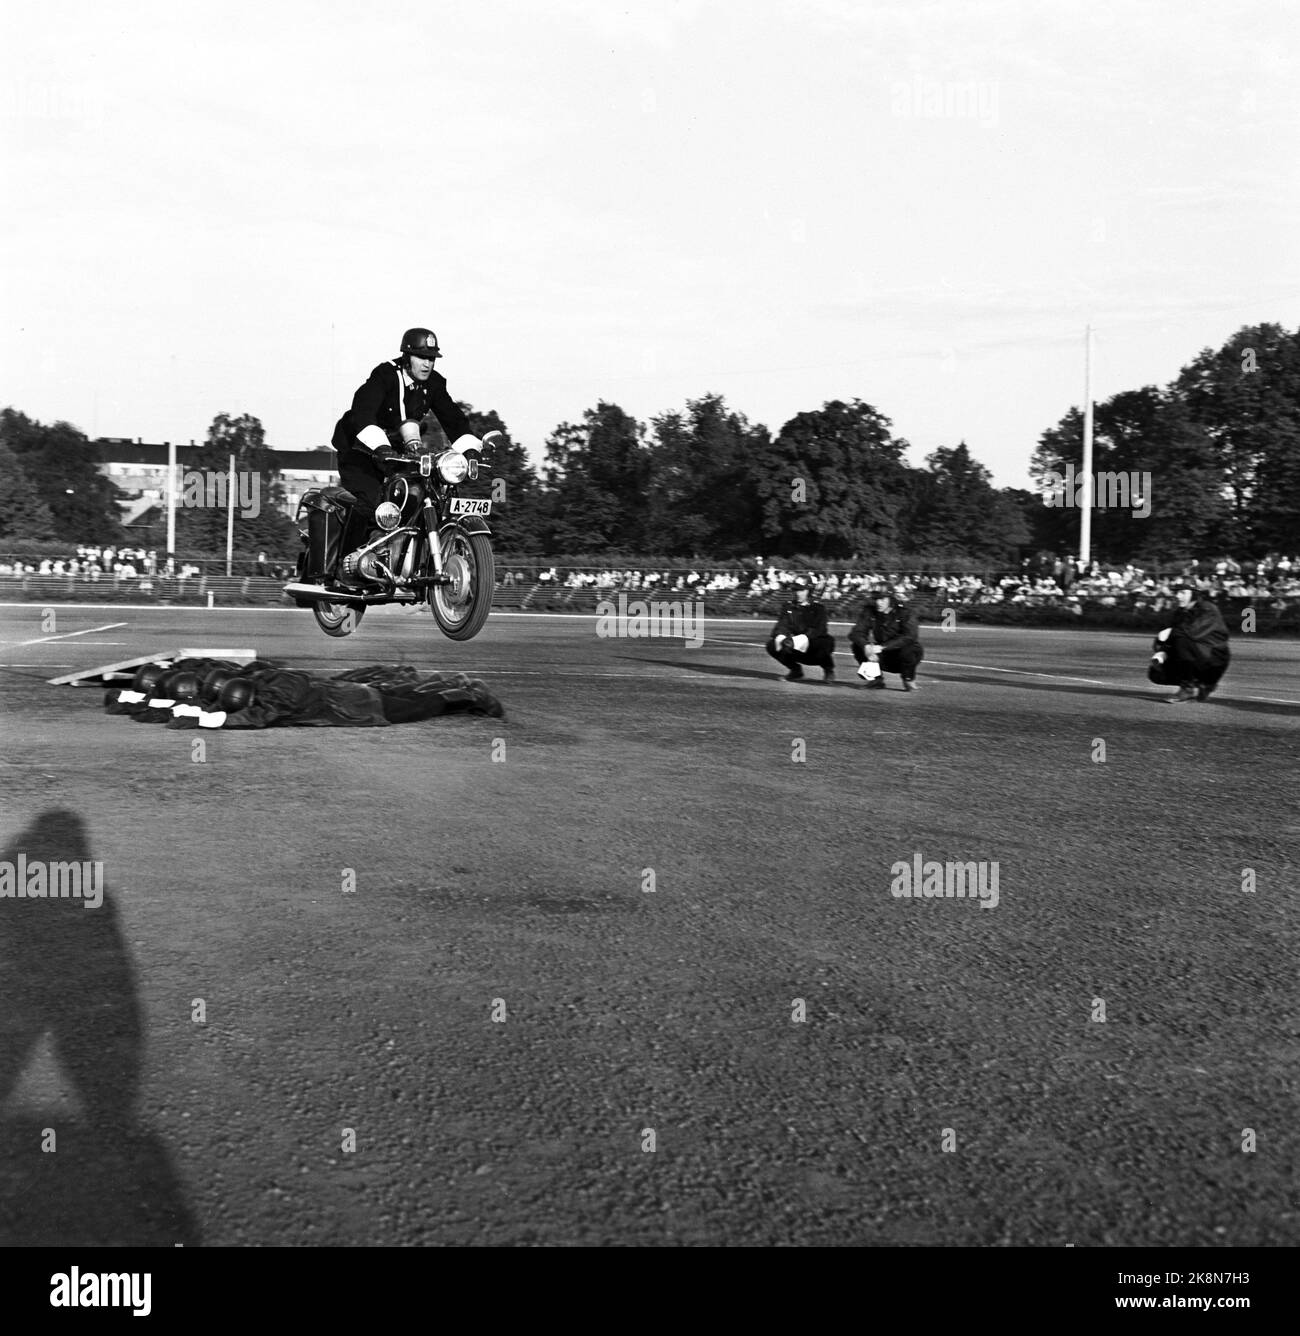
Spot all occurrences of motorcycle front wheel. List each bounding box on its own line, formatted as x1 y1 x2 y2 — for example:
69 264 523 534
312 600 365 637
429 527 495 641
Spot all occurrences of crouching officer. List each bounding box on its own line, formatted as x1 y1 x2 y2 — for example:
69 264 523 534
850 587 924 691
766 579 836 682
1148 583 1231 703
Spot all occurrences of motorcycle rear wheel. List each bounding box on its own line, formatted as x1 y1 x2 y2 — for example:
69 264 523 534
313 600 365 637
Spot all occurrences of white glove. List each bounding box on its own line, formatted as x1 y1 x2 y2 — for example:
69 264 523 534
858 659 882 680
791 634 809 653
451 432 483 455
1156 627 1171 642
1152 651 1167 665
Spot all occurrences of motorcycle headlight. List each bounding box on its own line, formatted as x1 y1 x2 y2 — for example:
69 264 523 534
436 450 469 484
374 501 401 530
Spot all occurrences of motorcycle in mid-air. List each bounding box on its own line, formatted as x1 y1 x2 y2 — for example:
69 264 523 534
283 430 500 640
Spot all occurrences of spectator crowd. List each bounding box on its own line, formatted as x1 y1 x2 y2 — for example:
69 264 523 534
0 544 291 582
0 544 162 579
508 554 1300 616
0 545 202 583
5 543 1300 619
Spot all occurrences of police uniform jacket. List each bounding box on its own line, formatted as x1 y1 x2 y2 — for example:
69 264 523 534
852 602 921 650
772 598 830 641
1169 596 1230 668
332 361 471 469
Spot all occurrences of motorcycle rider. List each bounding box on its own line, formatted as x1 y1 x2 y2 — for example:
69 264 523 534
313 327 484 580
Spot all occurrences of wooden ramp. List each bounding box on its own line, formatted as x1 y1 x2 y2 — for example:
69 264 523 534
48 647 258 687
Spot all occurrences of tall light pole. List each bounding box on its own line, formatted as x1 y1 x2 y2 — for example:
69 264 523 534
1079 324 1094 570
226 452 236 576
165 439 177 573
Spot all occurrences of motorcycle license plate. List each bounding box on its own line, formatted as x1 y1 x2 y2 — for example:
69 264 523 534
450 498 491 516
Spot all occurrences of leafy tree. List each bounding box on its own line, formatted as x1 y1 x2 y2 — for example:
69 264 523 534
905 441 1029 563
540 403 649 553
644 407 713 556
0 439 57 541
1099 388 1232 564
1003 487 1056 561
758 399 911 559
1174 323 1300 555
0 407 125 543
540 429 621 554
646 393 768 556
1032 388 1234 565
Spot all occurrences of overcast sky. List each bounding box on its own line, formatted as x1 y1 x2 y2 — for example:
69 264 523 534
3 0 1297 486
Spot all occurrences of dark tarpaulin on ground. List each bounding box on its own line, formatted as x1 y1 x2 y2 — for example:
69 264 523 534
101 659 503 728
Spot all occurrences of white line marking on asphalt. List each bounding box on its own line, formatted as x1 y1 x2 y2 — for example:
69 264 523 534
9 622 127 646
923 659 1108 685
0 603 227 612
453 670 751 679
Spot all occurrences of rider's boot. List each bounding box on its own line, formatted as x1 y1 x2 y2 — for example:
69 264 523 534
332 509 374 588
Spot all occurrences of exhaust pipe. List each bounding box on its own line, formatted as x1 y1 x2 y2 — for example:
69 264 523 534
283 581 369 604
284 581 423 606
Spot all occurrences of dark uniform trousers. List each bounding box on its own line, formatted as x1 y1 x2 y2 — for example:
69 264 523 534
1148 649 1229 690
766 633 836 672
339 457 387 516
848 635 924 680
767 597 836 672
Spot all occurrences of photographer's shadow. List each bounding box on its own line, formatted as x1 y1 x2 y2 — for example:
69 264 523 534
0 809 198 1245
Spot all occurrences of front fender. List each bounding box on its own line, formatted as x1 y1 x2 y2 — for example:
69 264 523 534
444 515 492 537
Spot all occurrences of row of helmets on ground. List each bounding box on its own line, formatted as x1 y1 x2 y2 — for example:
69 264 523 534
129 661 256 712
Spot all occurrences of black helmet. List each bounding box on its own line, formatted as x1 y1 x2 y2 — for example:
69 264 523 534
170 672 202 702
152 669 183 698
219 677 256 713
201 666 236 705
132 662 168 695
400 328 441 361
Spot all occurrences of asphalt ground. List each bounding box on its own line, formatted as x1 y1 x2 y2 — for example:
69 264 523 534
0 601 1297 1247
